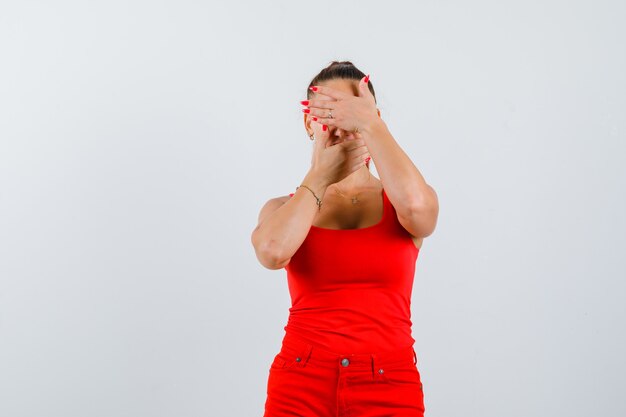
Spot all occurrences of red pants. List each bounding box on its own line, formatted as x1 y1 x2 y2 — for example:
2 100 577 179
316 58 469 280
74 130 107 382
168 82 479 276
263 332 426 416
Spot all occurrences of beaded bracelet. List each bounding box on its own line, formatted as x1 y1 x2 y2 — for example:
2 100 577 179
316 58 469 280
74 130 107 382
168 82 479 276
296 185 322 211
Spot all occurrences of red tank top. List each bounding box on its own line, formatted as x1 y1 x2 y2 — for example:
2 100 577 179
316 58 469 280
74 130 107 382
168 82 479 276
283 188 420 354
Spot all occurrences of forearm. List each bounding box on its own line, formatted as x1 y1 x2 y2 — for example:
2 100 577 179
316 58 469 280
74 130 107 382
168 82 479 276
360 119 435 216
254 169 330 265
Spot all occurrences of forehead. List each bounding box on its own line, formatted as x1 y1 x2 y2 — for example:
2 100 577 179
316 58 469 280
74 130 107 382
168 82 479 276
318 78 360 96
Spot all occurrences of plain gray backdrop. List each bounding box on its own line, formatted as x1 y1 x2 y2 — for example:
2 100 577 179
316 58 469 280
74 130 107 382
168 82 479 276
1 1 625 416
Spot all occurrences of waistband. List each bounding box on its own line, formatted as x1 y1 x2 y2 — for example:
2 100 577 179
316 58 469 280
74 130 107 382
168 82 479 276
277 331 418 372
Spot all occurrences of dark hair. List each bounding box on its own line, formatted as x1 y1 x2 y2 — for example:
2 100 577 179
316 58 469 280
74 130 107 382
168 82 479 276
307 60 376 103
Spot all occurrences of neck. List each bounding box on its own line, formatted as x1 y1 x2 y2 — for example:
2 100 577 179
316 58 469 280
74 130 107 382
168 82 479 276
331 166 373 194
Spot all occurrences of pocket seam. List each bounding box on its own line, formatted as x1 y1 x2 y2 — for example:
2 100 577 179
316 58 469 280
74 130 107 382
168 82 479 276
381 365 422 385
270 354 287 369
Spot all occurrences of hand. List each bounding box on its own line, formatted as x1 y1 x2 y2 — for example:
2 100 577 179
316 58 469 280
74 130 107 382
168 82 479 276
302 75 379 134
310 120 371 187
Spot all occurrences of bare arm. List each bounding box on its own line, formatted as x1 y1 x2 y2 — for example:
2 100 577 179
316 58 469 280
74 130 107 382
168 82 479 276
359 119 439 238
251 169 331 270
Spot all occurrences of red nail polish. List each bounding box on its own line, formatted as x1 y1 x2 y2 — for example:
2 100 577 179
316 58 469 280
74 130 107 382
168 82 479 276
313 117 318 121
364 74 370 83
310 86 318 91
300 100 309 105
302 108 310 113
322 124 327 131
365 156 371 163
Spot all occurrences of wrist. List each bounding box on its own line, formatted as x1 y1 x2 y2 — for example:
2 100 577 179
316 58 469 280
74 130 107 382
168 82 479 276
302 169 330 195
360 117 387 137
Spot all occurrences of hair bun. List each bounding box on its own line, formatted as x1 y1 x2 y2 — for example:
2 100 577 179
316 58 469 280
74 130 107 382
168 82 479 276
330 60 355 67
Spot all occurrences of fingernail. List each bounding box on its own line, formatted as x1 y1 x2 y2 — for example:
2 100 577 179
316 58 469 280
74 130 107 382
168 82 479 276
322 125 327 131
300 100 309 105
365 156 371 163
302 108 310 113
313 117 318 121
309 86 318 91
364 74 370 83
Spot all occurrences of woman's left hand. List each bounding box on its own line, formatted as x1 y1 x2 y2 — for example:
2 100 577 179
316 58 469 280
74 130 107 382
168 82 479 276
301 75 379 134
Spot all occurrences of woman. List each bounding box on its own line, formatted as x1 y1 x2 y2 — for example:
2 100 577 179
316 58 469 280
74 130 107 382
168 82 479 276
251 61 439 417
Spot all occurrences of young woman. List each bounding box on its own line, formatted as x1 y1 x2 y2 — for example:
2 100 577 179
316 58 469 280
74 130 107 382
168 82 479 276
251 61 439 417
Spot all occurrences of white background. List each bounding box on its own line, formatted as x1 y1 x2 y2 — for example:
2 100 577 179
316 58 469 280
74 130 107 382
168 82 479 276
1 1 624 416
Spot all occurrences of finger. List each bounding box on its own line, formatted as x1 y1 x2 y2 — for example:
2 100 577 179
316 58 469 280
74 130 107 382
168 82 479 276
350 150 370 167
300 98 335 110
311 116 337 128
342 139 366 151
350 153 370 172
307 107 336 119
310 85 351 100
348 148 368 159
348 146 369 159
312 124 331 149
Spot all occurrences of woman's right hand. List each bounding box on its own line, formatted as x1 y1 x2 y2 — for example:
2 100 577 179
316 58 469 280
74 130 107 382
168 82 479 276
310 124 371 186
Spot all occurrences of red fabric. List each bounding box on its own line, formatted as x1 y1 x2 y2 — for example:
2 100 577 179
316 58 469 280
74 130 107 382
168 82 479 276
263 331 425 416
282 188 420 354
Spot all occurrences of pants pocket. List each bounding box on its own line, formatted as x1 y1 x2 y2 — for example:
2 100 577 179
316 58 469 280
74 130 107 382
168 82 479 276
383 363 422 385
379 362 425 412
269 346 307 371
270 353 287 370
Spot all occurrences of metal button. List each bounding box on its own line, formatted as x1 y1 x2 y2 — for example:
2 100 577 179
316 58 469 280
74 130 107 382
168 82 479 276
295 357 301 362
378 368 384 374
341 358 350 367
